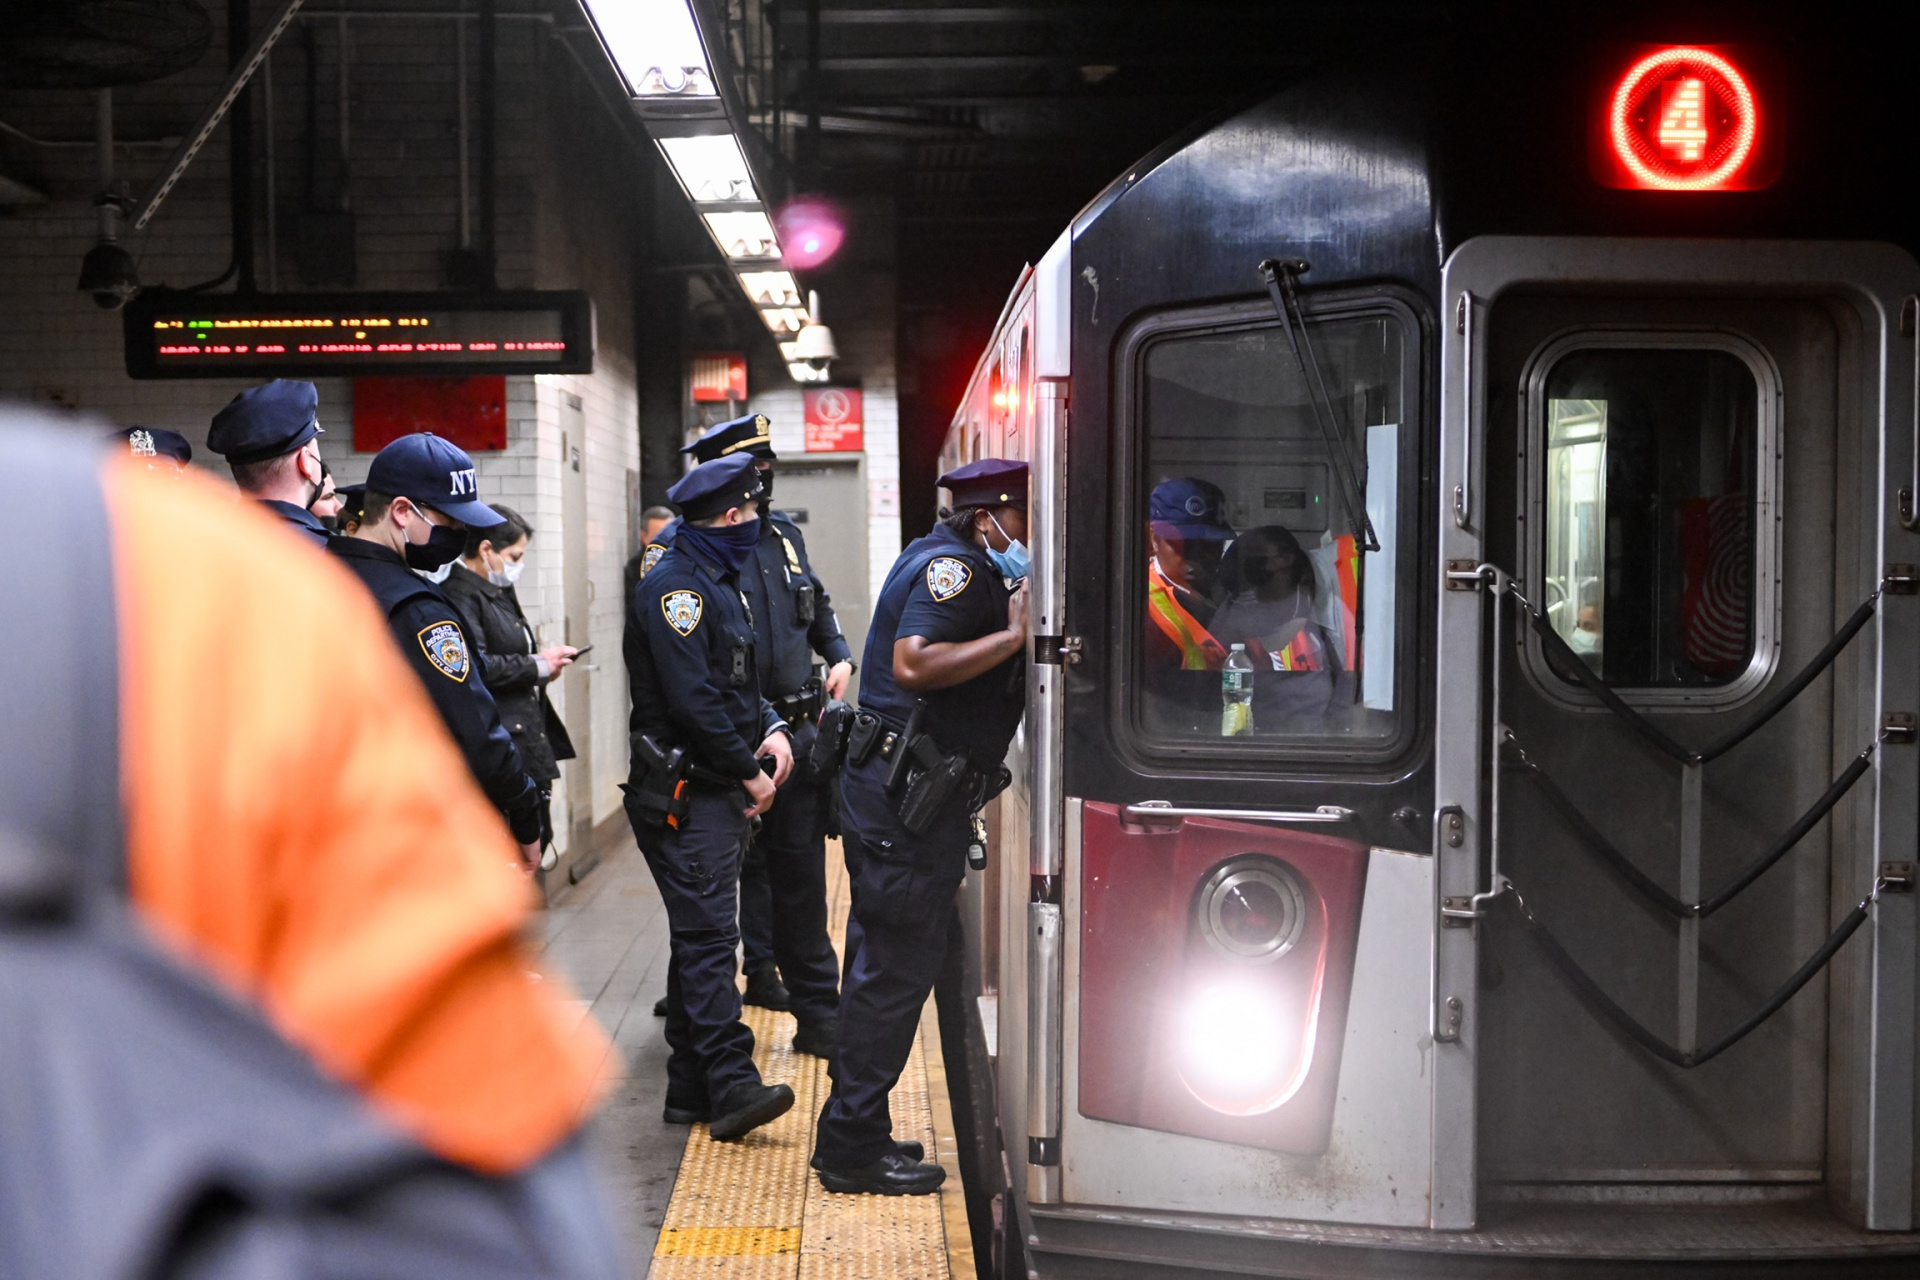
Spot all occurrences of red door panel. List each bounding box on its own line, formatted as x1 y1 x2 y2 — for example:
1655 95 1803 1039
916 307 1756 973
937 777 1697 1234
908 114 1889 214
1078 801 1369 1154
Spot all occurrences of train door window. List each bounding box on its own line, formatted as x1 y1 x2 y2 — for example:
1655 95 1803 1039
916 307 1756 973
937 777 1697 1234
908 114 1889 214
1126 299 1416 757
1524 334 1778 704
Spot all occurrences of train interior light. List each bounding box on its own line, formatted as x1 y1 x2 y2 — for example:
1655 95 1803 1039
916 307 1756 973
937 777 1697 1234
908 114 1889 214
579 0 716 99
658 134 756 204
1594 45 1775 191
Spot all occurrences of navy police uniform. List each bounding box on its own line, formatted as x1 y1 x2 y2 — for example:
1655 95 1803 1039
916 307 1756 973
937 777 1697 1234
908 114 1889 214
814 459 1029 1179
206 379 330 546
624 453 795 1130
328 434 543 846
643 414 851 1043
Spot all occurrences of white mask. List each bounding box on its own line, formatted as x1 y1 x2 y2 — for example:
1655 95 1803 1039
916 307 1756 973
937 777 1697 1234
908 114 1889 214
489 556 526 588
416 560 455 584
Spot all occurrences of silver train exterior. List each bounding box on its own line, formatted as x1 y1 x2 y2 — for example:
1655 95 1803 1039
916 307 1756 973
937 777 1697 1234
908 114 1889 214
932 26 1920 1280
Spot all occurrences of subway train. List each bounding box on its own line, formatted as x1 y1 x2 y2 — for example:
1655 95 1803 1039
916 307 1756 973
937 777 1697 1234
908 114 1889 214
933 16 1920 1279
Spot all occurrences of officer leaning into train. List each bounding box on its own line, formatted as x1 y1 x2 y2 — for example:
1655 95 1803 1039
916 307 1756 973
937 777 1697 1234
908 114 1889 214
641 413 852 1052
328 432 547 870
813 457 1031 1195
205 378 333 545
622 451 799 1141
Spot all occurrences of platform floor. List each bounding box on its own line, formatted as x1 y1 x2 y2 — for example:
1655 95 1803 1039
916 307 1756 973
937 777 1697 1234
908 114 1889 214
540 823 971 1279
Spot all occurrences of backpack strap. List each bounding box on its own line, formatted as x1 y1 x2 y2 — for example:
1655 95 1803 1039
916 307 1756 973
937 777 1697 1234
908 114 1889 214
0 417 123 913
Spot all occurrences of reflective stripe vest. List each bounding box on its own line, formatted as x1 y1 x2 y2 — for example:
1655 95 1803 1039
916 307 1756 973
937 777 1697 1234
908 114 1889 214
1147 558 1227 670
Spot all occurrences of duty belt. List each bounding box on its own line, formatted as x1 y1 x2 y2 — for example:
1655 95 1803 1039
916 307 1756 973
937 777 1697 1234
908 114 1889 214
771 680 825 724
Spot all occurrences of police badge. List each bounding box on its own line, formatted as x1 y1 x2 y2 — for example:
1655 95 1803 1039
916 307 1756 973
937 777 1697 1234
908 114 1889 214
417 621 470 681
662 589 704 636
926 556 971 601
639 543 666 577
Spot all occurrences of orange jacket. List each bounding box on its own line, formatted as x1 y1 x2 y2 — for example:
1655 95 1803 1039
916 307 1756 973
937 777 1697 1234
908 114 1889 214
107 459 609 1175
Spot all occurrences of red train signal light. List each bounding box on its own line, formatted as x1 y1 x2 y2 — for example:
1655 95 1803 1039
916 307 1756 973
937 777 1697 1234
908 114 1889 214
1593 45 1779 192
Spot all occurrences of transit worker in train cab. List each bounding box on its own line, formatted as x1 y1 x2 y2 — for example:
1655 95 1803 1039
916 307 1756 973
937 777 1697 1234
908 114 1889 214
329 433 546 870
0 418 621 1274
640 414 852 1050
111 426 192 472
813 457 1031 1196
205 378 333 545
1145 476 1233 670
622 451 798 1141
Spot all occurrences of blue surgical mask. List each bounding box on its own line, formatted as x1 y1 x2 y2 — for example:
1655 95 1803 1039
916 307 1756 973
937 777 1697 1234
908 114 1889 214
986 512 1031 581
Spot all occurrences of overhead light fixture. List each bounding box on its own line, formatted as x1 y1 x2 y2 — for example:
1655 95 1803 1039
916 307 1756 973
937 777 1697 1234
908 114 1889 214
580 0 716 99
659 134 755 204
702 211 780 260
737 270 802 308
759 306 809 334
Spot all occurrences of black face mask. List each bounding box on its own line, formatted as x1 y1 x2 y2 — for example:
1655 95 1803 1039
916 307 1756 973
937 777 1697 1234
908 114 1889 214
404 514 467 571
755 465 774 503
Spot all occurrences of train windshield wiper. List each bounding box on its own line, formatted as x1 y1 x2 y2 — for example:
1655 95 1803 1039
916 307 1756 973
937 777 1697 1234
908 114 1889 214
1257 258 1380 552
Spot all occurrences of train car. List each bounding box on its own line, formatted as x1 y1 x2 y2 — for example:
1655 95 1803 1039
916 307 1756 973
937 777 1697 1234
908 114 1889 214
936 14 1920 1278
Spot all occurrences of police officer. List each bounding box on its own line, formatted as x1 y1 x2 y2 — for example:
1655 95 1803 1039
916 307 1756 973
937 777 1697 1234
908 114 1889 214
624 451 799 1141
205 379 332 545
111 426 193 472
328 433 545 868
813 458 1030 1195
643 413 851 1050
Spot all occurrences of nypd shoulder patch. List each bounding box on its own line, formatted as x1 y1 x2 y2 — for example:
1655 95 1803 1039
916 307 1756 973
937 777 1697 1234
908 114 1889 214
639 543 667 577
417 620 470 682
927 556 972 602
662 589 704 636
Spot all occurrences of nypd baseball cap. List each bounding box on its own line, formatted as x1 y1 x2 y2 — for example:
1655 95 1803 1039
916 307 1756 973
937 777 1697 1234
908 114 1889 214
366 432 505 528
1150 476 1234 541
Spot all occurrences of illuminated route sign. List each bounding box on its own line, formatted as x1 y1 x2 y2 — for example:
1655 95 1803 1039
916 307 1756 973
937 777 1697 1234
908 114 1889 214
1592 45 1779 192
124 290 595 379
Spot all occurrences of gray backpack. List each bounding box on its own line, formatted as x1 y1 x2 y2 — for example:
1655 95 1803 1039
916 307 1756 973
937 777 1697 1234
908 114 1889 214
0 422 596 1279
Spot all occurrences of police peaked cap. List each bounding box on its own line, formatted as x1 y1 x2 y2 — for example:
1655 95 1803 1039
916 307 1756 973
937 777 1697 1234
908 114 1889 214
207 379 323 464
938 457 1029 509
113 426 192 465
669 452 768 520
684 413 776 463
366 432 505 528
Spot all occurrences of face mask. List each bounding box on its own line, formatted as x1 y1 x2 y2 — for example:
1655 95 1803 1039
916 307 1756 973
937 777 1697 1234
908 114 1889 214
402 505 467 572
489 554 526 588
986 511 1031 581
677 517 761 575
755 465 774 503
416 560 456 584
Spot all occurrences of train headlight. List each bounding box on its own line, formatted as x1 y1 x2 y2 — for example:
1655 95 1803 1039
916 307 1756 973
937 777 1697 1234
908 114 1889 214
1195 857 1307 962
1175 980 1296 1115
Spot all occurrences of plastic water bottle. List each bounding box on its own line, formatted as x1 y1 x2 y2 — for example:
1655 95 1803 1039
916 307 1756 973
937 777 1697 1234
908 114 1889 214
1221 643 1254 736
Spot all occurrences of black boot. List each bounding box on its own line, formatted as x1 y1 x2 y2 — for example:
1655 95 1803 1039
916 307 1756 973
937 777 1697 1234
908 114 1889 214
816 1150 945 1195
662 1097 709 1124
791 1018 837 1059
653 995 669 1018
812 1138 923 1165
709 1081 795 1141
742 966 792 1011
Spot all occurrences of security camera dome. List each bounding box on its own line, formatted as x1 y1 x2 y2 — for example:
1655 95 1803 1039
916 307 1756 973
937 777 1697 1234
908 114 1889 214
78 241 139 310
792 289 837 369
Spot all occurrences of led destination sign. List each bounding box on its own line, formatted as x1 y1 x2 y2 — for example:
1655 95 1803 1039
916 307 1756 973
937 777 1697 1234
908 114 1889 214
125 291 595 379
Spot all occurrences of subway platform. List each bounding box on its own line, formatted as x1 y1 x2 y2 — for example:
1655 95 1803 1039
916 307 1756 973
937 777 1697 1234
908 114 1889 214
540 825 972 1279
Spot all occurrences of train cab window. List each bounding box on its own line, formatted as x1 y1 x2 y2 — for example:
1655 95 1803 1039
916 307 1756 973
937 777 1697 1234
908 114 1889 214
1131 306 1412 753
1529 339 1774 699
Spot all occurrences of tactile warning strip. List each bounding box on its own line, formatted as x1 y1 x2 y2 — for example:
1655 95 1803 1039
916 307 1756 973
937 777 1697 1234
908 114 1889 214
650 842 962 1280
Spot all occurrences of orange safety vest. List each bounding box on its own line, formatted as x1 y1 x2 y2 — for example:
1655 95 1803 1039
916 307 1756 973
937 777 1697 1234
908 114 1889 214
1147 557 1227 670
1332 534 1360 671
108 460 609 1175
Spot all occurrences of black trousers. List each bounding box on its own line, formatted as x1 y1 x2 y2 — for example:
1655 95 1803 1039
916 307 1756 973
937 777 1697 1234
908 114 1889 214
747 766 843 1028
624 782 761 1108
813 755 964 1168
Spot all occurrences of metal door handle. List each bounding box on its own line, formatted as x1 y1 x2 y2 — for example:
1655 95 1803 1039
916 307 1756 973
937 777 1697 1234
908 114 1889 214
1123 802 1355 824
1452 290 1476 530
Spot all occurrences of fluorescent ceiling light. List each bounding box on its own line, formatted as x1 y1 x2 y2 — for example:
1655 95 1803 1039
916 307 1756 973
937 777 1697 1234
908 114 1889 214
788 361 832 383
581 0 715 98
738 270 801 308
703 211 780 260
660 135 756 204
759 307 809 334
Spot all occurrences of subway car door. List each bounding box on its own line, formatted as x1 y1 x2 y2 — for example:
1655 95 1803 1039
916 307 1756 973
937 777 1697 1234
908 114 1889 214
1437 238 1920 1228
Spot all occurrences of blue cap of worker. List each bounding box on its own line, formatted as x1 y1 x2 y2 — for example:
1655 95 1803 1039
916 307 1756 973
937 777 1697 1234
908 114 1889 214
206 379 323 464
113 425 192 466
1150 477 1233 541
938 458 1028 509
669 452 767 521
683 413 775 463
366 432 505 528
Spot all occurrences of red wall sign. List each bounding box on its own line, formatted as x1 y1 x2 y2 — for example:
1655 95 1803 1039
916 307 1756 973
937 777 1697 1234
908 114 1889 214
690 352 748 403
353 376 507 452
803 386 864 453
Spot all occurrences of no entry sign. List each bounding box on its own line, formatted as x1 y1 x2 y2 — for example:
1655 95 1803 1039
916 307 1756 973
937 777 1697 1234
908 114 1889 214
803 386 864 452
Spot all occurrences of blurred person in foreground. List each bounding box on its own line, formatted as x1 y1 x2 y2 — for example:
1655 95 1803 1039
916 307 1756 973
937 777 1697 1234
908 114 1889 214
444 504 578 868
0 414 620 1276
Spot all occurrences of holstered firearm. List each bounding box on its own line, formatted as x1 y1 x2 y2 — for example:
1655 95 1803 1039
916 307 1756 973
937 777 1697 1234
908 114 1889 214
898 746 971 836
884 698 928 794
630 733 691 826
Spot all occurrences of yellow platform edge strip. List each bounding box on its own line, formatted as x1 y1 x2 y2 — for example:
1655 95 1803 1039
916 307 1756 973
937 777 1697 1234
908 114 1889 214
657 1225 804 1257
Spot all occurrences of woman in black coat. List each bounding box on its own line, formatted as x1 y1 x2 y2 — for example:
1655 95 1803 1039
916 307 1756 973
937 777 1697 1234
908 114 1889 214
441 505 578 861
